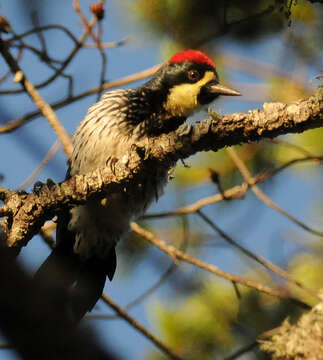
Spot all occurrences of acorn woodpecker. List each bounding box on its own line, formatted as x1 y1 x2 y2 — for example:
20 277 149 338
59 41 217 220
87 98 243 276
35 49 241 323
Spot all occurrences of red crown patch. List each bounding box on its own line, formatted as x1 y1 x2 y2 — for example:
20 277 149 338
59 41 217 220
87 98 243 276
167 49 215 69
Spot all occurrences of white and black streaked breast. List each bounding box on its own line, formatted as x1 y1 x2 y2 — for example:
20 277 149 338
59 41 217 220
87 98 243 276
67 89 169 260
70 89 140 176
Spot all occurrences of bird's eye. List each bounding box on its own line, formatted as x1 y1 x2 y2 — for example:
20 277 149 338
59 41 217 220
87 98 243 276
188 70 201 82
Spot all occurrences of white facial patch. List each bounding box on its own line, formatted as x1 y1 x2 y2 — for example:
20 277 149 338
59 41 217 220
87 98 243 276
164 71 215 117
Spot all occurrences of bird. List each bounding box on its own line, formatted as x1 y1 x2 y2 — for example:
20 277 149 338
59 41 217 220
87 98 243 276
34 49 241 323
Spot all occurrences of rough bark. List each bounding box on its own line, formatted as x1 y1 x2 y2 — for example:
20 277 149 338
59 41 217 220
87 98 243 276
259 297 323 360
0 87 322 249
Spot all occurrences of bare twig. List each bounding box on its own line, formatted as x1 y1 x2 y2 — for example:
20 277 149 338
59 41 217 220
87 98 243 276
101 294 185 360
0 39 73 157
0 17 99 95
255 156 323 183
226 147 323 237
0 64 160 134
130 222 309 306
145 156 322 221
197 210 319 299
144 183 248 219
6 25 79 45
84 38 129 48
18 140 61 190
73 0 106 99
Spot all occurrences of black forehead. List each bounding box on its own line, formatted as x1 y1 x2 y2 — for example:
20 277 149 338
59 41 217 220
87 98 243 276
160 61 218 86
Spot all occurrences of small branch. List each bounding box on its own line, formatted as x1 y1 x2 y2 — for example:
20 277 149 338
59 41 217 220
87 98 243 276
0 65 160 134
144 154 322 220
18 140 61 190
0 39 73 157
101 294 185 360
144 183 248 219
74 0 100 44
130 222 308 306
83 38 129 48
124 218 188 311
226 147 323 237
255 156 323 182
197 210 319 299
0 17 99 95
73 0 106 99
7 25 79 45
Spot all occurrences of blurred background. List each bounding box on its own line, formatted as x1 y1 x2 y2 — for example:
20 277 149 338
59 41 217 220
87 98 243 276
0 0 322 359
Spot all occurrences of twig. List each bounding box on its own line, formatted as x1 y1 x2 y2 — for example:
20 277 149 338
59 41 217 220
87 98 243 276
74 0 101 44
101 294 185 360
0 39 73 157
125 216 189 310
31 12 47 55
130 222 309 306
255 156 323 183
0 47 23 84
18 140 61 190
89 262 177 321
226 147 323 237
73 0 106 99
0 64 160 134
0 17 99 95
6 25 79 45
84 38 129 48
144 155 322 221
143 183 248 219
197 210 319 299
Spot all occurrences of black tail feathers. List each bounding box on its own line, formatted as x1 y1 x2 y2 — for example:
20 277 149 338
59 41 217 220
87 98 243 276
34 212 117 324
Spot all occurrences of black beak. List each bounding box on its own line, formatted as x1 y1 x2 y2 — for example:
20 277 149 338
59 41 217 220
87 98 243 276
206 82 241 96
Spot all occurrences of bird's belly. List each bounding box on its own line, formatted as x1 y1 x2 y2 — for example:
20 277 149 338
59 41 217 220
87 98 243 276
68 169 168 259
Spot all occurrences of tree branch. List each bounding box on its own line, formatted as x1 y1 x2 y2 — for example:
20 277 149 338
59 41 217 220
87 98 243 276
0 88 322 248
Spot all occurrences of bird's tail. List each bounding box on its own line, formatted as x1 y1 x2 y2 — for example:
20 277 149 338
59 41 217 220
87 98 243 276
34 212 116 324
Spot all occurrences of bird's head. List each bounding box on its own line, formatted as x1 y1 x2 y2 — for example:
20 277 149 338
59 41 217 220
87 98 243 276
146 49 241 119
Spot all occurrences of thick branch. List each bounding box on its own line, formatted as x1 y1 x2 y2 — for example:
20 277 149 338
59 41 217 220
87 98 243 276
157 88 323 162
0 88 322 248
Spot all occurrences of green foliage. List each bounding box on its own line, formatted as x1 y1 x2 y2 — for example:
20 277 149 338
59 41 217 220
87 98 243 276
149 279 239 359
288 252 323 305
